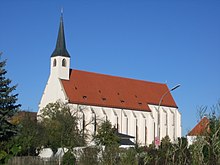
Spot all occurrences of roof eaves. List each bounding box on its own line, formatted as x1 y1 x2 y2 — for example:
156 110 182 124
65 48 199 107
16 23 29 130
67 100 152 112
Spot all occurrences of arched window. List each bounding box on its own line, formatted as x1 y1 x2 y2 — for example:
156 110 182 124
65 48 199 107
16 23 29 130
53 59 57 67
82 112 85 133
145 126 147 145
136 119 138 142
117 116 119 131
62 59 66 67
93 113 97 135
126 117 128 134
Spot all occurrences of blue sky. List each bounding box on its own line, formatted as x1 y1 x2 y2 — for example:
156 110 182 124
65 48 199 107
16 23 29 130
1 0 220 136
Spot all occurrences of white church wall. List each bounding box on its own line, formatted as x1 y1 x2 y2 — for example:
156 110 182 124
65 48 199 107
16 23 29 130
149 104 181 142
167 108 174 141
126 110 137 140
160 108 166 138
38 14 182 148
123 110 132 136
38 74 181 146
67 104 181 145
50 57 70 80
113 108 123 132
135 112 144 144
38 57 70 115
149 105 159 138
121 110 128 134
87 107 96 137
108 108 118 129
187 136 197 146
170 108 176 141
39 92 181 146
91 106 105 122
176 108 182 138
38 77 67 116
146 112 155 145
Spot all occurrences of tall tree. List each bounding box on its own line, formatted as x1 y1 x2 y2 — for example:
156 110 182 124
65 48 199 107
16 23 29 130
94 120 120 165
189 102 220 165
14 112 44 156
0 53 21 163
39 102 86 154
94 120 119 147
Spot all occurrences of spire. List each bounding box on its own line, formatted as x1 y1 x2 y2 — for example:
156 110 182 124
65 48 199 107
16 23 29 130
51 11 70 57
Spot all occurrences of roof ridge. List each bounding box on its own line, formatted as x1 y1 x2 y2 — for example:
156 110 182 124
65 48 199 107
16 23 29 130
188 117 209 136
70 69 166 86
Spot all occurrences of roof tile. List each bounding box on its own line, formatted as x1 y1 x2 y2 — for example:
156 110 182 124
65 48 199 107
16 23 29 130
188 117 209 136
61 69 177 112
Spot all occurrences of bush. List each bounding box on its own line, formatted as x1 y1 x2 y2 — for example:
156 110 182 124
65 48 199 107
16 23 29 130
78 147 100 165
62 151 76 165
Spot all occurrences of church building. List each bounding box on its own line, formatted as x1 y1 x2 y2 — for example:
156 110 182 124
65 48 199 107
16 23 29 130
37 14 181 146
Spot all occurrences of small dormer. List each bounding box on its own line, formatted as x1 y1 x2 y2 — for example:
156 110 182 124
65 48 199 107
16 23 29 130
50 12 70 80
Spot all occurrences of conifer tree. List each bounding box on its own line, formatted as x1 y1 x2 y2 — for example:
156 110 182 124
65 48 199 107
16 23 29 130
0 53 21 151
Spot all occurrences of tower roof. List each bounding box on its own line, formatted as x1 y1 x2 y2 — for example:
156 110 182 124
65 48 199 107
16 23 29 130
51 13 70 57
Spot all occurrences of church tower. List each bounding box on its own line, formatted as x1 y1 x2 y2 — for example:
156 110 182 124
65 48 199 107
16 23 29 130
38 13 70 111
50 12 70 80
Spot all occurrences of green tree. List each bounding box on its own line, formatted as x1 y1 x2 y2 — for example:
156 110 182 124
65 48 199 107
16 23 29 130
158 136 173 164
189 102 220 165
78 147 100 165
94 120 120 165
94 120 119 147
142 136 174 165
62 150 76 165
189 136 205 165
0 53 21 164
172 137 191 165
14 112 44 156
39 102 86 154
119 148 138 165
200 107 220 165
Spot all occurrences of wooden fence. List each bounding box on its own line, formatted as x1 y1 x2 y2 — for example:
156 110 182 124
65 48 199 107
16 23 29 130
7 156 61 165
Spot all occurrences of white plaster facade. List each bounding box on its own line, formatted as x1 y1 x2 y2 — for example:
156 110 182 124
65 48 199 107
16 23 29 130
39 56 70 110
187 136 197 146
38 15 181 146
38 54 181 146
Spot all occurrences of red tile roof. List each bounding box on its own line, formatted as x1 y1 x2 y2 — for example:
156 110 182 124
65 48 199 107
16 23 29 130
61 69 177 112
188 117 209 136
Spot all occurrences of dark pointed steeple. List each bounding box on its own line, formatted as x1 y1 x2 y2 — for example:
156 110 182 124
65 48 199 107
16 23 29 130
51 11 70 57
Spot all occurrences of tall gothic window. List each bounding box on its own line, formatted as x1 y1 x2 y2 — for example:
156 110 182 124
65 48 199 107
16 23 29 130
165 112 168 135
154 122 156 140
145 126 147 145
165 111 167 125
62 59 66 67
172 112 175 126
91 108 97 135
173 112 175 140
82 113 85 133
170 110 175 140
126 117 128 134
117 116 119 131
93 113 96 135
136 119 138 142
53 59 57 67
